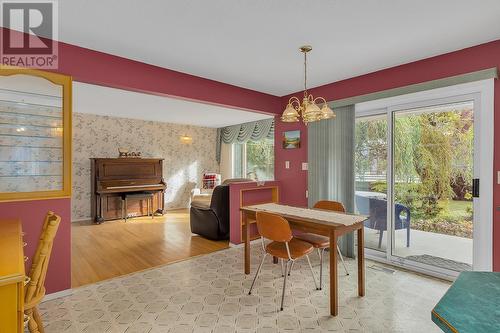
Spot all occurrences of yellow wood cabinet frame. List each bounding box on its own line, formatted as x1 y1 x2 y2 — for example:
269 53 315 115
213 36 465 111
0 219 25 332
0 66 72 201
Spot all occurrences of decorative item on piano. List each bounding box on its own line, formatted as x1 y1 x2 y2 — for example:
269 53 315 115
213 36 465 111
202 172 221 190
118 148 141 158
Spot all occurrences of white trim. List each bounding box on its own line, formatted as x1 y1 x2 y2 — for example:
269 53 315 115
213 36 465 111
355 78 494 274
231 143 247 178
386 106 394 264
229 238 261 248
473 79 494 271
44 288 72 301
355 107 386 118
356 79 493 113
365 251 457 281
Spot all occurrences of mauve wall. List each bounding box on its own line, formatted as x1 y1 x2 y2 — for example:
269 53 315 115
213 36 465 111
274 120 308 207
0 199 71 293
275 39 500 271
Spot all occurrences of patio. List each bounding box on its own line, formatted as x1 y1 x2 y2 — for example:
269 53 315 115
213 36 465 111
363 227 472 270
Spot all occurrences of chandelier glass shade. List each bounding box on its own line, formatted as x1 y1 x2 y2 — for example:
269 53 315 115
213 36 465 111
281 46 335 124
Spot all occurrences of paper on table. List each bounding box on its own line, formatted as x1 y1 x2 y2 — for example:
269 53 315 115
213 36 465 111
245 203 367 226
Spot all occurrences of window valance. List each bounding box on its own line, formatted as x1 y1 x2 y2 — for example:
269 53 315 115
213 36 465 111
216 118 274 163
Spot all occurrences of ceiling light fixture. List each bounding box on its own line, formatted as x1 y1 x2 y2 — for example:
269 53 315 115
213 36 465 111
281 45 335 124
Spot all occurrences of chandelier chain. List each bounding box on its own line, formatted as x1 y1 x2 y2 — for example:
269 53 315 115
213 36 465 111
304 51 307 97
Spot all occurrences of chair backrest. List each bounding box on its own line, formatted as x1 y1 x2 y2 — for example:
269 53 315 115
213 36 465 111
25 211 61 305
256 211 292 242
313 200 346 213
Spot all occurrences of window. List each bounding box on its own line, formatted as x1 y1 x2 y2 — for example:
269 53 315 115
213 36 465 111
232 138 274 181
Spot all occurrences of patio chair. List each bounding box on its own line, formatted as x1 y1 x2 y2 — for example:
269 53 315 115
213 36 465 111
355 195 411 248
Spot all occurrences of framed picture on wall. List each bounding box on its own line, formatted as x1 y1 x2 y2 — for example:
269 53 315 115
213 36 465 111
282 130 300 149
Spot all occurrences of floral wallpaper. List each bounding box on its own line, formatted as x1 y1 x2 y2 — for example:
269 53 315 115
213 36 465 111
72 113 219 221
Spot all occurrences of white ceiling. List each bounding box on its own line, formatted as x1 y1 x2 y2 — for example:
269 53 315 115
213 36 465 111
57 0 500 96
73 82 273 127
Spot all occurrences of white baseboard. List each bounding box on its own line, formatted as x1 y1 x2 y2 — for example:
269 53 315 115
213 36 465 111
44 288 72 301
71 218 90 223
71 207 190 223
229 238 261 248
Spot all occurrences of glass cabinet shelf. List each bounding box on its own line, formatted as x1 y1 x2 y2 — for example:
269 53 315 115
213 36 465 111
0 85 64 194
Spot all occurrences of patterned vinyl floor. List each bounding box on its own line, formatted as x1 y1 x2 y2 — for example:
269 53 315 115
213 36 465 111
39 245 450 333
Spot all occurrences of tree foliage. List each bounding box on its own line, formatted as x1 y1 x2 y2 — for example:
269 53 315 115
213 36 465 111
246 138 274 180
355 107 474 216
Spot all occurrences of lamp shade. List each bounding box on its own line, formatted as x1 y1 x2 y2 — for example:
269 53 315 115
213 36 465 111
320 104 335 120
304 101 321 116
302 101 322 123
281 103 299 122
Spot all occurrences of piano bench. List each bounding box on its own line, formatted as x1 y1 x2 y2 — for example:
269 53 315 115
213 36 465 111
122 192 155 221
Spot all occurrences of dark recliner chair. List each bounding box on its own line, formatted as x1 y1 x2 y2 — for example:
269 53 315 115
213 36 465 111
190 184 230 240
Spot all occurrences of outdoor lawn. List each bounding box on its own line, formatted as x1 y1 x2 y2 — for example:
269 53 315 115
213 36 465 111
411 199 472 238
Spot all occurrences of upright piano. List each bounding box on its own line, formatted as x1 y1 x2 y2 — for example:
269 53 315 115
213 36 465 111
91 158 167 223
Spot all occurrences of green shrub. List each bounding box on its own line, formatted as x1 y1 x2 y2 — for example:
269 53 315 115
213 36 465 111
412 218 472 238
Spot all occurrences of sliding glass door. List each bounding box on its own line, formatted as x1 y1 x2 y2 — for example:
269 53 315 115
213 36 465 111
354 80 494 277
390 101 474 272
355 114 388 253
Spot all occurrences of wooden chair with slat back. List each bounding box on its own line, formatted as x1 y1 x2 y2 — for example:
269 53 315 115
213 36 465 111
314 200 346 213
295 200 349 290
248 211 318 311
24 211 61 333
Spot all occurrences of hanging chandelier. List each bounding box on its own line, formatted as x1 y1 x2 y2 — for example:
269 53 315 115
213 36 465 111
281 45 335 124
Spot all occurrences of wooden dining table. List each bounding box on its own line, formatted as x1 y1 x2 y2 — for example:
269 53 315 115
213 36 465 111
240 203 368 316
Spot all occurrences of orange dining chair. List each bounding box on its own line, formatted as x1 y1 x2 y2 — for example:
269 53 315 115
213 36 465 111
294 200 349 290
248 211 318 311
24 211 61 333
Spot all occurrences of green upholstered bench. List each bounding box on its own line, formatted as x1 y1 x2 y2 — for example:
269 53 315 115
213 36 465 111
432 271 500 333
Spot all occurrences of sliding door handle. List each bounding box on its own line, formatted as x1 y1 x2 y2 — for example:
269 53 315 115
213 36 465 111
472 179 480 198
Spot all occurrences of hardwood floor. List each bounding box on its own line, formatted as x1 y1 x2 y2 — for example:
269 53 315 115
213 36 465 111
71 209 229 287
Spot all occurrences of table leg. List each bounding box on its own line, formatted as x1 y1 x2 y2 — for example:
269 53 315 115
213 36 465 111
330 229 338 316
244 212 250 275
357 226 365 296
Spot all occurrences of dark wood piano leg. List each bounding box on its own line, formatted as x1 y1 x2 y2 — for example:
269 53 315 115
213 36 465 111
121 196 125 220
156 191 165 215
95 195 104 224
124 197 128 222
